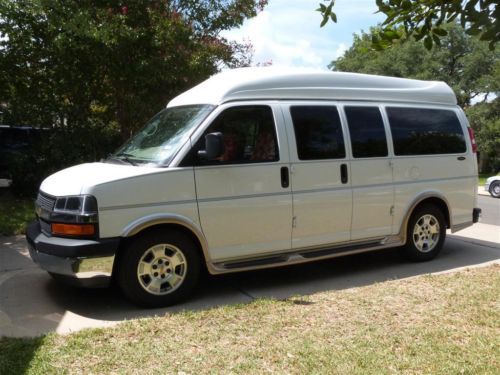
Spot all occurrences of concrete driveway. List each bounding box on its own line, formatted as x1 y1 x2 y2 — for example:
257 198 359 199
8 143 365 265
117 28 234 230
1 222 499 338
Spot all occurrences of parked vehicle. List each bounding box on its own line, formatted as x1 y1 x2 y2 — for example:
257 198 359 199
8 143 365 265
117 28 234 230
0 125 39 181
485 175 500 198
0 125 46 186
26 68 482 307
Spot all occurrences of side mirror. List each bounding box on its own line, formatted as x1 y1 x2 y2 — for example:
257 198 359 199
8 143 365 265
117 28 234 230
198 132 224 160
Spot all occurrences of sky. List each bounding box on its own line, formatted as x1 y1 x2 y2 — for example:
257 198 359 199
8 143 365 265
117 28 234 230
221 0 385 70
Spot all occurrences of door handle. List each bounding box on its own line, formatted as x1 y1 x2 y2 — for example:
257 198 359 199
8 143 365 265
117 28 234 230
281 167 289 188
340 164 348 184
457 156 466 161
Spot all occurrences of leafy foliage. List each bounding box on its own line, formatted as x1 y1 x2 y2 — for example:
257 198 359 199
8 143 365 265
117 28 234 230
0 0 263 193
0 190 35 234
319 0 499 50
0 0 262 134
317 0 338 27
466 98 500 172
332 23 499 107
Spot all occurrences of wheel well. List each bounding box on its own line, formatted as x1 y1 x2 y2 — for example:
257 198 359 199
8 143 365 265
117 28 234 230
411 197 450 229
112 223 207 279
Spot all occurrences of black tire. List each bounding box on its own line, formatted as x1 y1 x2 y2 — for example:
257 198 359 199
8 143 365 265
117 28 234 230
489 181 500 198
400 204 446 262
117 229 201 307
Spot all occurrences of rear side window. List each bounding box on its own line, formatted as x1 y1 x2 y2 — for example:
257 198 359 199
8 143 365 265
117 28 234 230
344 106 388 158
387 107 466 155
290 106 345 160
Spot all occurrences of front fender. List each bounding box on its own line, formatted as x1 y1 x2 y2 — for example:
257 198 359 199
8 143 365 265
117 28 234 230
121 213 211 262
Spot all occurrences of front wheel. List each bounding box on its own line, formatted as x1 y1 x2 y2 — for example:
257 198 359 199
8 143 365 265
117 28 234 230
117 230 201 307
400 204 446 262
489 181 500 198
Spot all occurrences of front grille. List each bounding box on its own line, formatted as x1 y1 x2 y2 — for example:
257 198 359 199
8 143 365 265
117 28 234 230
36 192 56 212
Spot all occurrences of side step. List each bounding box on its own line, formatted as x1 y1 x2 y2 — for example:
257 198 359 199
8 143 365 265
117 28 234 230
212 237 402 273
223 255 288 270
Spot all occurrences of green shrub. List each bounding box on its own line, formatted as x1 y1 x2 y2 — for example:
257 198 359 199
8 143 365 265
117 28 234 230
9 122 122 196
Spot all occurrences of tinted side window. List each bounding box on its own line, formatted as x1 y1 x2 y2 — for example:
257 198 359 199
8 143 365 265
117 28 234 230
387 108 466 155
0 128 32 150
290 106 345 160
194 105 278 165
345 106 388 158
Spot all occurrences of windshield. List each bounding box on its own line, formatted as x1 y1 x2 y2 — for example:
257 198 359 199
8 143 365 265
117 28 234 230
112 105 214 165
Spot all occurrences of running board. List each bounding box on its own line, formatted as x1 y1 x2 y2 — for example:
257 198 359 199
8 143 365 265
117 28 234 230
210 236 403 274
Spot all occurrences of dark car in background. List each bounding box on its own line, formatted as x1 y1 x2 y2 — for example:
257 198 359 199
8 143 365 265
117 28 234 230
0 125 47 186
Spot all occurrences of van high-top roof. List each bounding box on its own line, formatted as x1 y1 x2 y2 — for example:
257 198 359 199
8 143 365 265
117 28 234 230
167 67 457 108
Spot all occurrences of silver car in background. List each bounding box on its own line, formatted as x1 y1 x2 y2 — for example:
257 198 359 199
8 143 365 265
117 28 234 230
485 175 500 198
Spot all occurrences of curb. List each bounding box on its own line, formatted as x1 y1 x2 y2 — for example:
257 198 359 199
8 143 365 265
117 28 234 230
478 186 490 197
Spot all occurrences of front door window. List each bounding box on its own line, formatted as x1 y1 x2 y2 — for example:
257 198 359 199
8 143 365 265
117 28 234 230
195 105 279 164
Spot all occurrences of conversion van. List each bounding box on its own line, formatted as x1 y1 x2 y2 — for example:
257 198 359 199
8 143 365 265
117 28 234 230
26 68 481 307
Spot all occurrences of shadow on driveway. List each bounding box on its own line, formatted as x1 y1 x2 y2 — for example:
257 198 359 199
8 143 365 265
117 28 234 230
1 233 499 337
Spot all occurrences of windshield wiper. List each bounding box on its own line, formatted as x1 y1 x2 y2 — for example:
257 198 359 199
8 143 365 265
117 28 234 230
112 153 137 166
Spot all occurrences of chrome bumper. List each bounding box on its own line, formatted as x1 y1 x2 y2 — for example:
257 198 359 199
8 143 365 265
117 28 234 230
26 221 119 287
28 246 114 287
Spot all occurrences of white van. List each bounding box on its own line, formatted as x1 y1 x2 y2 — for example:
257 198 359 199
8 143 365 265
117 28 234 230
27 68 481 307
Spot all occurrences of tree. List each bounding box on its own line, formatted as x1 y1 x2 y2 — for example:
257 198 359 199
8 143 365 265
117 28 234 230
332 23 499 107
319 0 499 50
0 0 263 137
332 23 499 172
466 98 500 173
0 0 264 194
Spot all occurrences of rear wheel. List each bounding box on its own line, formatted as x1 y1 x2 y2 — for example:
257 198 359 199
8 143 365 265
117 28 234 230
400 204 446 262
489 181 500 198
117 230 201 307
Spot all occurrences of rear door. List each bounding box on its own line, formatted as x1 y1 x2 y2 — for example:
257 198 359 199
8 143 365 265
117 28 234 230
282 103 353 249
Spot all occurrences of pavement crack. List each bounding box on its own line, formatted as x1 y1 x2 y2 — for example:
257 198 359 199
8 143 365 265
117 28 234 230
235 286 255 300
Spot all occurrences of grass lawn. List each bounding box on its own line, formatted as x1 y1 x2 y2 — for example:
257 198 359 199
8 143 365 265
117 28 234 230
0 189 35 236
1 265 498 374
478 173 489 186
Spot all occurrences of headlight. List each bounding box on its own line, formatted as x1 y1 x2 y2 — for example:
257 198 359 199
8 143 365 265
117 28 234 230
36 194 99 237
53 195 98 219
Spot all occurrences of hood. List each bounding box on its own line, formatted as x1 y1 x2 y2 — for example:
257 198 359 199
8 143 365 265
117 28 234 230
40 162 162 196
486 175 500 183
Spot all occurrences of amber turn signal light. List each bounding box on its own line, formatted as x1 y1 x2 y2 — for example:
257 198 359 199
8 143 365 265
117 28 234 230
51 223 95 236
